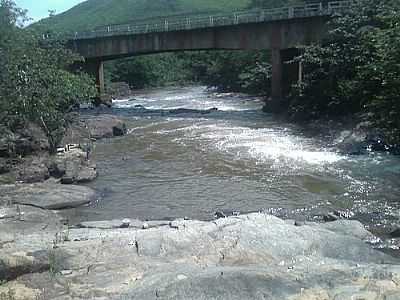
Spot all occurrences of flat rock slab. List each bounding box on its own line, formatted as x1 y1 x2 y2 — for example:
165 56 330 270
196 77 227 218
0 205 62 237
3 213 400 299
0 183 97 210
78 219 143 229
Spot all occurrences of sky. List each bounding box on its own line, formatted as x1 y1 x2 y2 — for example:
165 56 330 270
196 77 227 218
15 0 86 22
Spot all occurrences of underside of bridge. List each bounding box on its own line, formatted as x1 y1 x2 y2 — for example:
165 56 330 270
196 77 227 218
72 16 327 104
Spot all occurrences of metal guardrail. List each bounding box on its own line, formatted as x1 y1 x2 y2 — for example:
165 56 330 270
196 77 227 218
71 1 351 40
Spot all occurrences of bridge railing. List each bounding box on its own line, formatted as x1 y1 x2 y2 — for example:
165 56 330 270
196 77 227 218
72 1 352 40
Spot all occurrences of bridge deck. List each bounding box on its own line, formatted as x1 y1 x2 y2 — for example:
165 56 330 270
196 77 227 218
72 1 351 40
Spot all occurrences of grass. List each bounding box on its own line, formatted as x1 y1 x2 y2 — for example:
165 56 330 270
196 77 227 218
34 0 253 33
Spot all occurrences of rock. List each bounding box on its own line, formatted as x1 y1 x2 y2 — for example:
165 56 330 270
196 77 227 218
77 219 142 229
121 218 131 228
50 148 98 184
294 220 305 226
2 213 400 299
85 115 127 139
323 212 339 222
335 123 398 155
390 228 400 238
75 165 98 183
113 124 127 137
214 211 227 219
60 269 73 276
15 156 50 183
0 183 97 210
0 123 49 158
0 250 51 281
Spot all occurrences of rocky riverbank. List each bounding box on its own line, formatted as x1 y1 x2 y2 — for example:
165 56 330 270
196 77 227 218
1 210 400 299
295 116 400 156
0 114 127 185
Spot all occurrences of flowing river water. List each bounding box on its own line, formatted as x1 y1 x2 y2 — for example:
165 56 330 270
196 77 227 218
67 86 400 250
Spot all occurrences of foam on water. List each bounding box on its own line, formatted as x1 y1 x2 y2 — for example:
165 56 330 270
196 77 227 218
155 120 344 169
112 87 263 111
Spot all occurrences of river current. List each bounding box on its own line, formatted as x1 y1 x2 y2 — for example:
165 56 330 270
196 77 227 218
68 86 400 249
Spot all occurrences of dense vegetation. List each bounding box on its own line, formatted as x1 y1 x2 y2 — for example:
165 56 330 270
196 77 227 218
0 0 96 153
287 0 400 145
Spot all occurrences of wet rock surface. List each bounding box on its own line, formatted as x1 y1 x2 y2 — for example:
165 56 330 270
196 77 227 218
0 182 97 210
0 213 400 299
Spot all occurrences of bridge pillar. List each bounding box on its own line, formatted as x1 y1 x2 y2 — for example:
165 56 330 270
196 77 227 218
266 48 302 112
84 60 105 96
271 47 283 101
281 48 301 95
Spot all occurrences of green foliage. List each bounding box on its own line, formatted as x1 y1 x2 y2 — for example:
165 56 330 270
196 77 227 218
0 1 97 153
192 51 271 94
107 50 271 94
108 53 192 89
288 0 400 145
35 0 253 33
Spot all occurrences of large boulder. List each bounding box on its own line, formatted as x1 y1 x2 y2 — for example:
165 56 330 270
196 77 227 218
85 115 127 139
15 155 50 183
61 114 128 146
0 124 49 158
0 183 97 210
49 148 98 184
0 158 10 174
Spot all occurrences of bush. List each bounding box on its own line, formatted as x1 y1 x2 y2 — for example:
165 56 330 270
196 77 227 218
288 0 400 145
0 0 97 153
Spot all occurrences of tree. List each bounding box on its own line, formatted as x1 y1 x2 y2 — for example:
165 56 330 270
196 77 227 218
0 1 97 153
288 0 400 146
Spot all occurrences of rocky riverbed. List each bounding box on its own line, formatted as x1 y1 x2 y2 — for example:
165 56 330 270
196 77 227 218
1 209 400 299
1 87 400 299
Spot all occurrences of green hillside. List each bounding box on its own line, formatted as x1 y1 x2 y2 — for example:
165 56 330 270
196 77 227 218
36 0 253 33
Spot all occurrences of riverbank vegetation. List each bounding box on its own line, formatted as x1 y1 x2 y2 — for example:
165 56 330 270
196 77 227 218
0 0 96 154
287 0 400 146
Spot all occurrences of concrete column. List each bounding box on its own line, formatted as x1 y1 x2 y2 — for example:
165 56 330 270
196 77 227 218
271 47 283 101
97 61 105 96
281 48 301 95
298 60 303 85
84 60 105 96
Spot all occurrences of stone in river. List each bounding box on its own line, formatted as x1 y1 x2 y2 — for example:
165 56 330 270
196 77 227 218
0 183 96 210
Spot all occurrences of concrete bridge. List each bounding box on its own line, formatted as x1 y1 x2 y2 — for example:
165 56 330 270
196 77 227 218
69 1 350 101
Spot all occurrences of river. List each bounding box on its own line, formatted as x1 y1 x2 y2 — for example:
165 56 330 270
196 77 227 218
67 86 400 250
